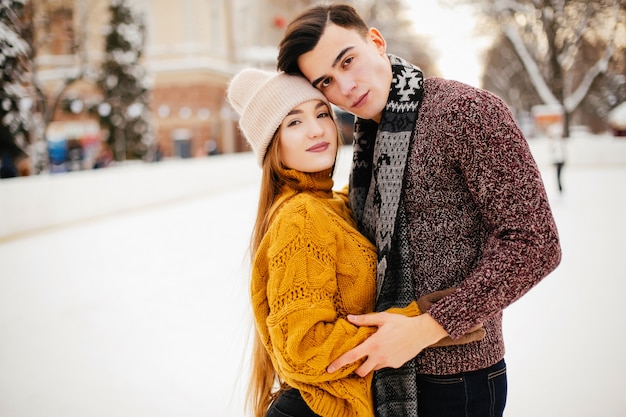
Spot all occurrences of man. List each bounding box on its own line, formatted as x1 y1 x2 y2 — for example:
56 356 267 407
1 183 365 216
277 4 561 417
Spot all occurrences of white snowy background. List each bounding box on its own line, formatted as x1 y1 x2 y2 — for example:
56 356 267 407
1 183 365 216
1 135 626 417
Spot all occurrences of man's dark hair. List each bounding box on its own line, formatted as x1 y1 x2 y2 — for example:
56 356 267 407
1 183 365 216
277 4 369 76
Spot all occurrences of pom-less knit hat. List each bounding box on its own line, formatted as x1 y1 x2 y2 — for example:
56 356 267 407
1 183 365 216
227 68 329 167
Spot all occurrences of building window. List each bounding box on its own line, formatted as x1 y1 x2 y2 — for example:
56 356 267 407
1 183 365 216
49 7 75 55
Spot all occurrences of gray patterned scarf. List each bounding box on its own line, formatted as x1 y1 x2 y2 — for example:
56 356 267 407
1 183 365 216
349 54 424 417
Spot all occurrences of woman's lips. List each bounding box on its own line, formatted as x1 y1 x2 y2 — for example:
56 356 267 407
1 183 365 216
307 142 330 152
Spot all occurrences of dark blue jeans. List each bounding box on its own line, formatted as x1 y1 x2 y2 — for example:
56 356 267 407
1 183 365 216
416 359 507 417
266 389 320 417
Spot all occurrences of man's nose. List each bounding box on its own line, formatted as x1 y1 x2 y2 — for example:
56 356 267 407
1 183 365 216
336 74 356 96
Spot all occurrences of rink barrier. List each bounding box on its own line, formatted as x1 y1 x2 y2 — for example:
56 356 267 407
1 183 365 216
0 152 260 242
1 137 625 241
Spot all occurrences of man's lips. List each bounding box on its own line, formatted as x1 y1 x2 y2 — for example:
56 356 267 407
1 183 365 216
307 142 330 152
352 92 368 108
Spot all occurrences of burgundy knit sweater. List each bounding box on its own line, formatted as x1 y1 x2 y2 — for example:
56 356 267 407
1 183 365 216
404 77 561 375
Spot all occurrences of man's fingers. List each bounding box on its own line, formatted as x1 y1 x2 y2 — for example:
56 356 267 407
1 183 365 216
327 343 369 373
347 312 386 326
355 357 376 377
327 313 389 374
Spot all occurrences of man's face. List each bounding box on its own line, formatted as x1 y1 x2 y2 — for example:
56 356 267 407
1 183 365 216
297 24 392 123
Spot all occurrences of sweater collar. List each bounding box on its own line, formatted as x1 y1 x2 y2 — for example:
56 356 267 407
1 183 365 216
283 168 334 194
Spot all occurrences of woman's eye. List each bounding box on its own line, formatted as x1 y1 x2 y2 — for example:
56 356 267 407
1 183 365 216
318 112 330 118
287 119 301 127
320 78 331 88
343 57 353 67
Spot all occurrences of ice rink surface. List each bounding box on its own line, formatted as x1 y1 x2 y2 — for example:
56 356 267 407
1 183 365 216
1 138 625 416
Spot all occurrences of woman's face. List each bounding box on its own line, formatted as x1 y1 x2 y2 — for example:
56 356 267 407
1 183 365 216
278 99 338 173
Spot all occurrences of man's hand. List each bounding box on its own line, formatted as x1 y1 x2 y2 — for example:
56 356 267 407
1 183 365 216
326 313 448 377
326 287 487 377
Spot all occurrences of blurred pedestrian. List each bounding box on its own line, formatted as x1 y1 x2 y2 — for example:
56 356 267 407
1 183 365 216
0 152 17 178
547 123 566 193
67 139 84 171
277 4 561 416
227 68 484 417
0 123 29 178
94 142 113 169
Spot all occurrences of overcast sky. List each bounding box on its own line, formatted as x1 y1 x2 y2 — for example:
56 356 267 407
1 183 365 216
409 0 492 87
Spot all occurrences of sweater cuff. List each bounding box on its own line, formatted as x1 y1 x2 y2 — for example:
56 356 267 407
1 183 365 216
386 301 421 317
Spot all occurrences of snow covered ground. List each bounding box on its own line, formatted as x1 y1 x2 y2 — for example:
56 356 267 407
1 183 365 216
1 136 625 417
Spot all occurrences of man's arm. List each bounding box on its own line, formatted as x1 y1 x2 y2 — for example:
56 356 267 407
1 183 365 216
327 288 485 376
427 85 561 339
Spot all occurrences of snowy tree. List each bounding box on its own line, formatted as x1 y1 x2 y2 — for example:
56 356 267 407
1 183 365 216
579 34 626 132
0 0 33 175
30 0 82 128
450 0 625 136
11 0 105 174
482 35 542 117
97 0 153 162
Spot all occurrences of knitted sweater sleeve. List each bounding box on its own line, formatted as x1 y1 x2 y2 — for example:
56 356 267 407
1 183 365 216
428 86 561 338
262 198 419 384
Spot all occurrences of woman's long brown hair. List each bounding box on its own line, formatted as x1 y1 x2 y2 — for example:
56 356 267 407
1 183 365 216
245 106 341 417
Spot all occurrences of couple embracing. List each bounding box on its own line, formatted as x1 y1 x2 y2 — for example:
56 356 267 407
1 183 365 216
227 4 561 417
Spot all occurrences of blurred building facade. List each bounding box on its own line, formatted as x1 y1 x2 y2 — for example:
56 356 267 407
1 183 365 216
143 0 320 157
33 0 316 160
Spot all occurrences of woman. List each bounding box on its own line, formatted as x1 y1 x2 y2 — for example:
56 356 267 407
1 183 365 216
227 69 421 417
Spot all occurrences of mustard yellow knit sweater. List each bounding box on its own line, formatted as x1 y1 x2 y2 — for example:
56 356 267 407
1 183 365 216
251 169 420 417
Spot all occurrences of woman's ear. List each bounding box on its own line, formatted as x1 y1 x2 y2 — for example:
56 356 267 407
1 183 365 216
367 27 387 54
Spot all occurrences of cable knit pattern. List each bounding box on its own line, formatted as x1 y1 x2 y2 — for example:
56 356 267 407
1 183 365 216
404 77 562 374
251 169 420 417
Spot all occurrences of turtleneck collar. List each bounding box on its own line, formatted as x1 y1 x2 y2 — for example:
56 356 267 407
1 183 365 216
282 168 334 195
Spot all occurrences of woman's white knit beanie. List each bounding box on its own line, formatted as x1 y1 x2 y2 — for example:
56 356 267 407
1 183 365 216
227 68 328 167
